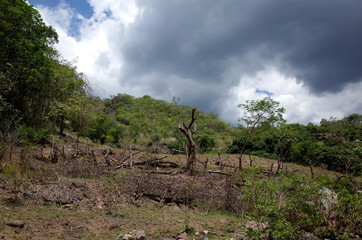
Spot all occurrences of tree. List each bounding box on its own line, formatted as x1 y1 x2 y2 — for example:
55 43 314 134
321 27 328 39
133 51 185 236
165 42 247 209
47 58 87 135
178 108 197 172
291 140 322 178
62 95 103 148
194 134 216 153
0 0 58 126
273 125 300 171
237 97 285 168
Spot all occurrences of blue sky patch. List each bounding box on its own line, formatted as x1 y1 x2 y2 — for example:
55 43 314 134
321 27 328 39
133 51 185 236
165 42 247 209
256 89 273 96
29 0 94 19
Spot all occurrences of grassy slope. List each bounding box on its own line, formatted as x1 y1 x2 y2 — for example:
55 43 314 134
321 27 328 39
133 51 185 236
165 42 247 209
105 94 239 148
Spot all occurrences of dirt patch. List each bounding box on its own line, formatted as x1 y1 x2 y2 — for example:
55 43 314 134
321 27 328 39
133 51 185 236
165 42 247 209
0 137 354 239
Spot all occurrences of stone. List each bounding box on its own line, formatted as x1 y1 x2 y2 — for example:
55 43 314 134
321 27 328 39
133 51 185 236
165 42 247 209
119 234 133 240
176 234 189 240
244 221 268 231
130 230 146 240
6 220 25 228
318 187 338 212
226 228 235 233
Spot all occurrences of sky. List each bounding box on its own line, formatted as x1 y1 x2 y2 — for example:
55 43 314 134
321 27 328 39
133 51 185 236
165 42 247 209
27 0 362 125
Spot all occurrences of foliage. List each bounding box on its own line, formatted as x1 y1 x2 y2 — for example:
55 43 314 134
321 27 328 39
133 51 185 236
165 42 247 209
105 94 238 147
0 0 58 126
15 125 50 144
61 95 104 138
236 169 325 239
234 97 285 168
228 113 362 175
238 97 286 128
194 134 216 153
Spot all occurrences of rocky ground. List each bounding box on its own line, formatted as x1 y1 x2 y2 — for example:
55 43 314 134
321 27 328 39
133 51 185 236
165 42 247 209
0 135 356 239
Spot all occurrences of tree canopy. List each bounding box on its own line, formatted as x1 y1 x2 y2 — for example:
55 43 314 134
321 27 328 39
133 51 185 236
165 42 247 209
0 0 59 125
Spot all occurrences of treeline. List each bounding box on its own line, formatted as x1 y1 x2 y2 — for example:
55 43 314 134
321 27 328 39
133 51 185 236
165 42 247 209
228 114 362 175
0 0 107 148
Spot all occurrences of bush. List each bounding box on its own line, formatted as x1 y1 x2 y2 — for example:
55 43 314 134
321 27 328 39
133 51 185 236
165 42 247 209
235 171 323 239
194 134 216 153
15 126 50 144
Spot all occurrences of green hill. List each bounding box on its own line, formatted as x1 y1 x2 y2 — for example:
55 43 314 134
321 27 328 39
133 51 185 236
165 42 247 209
103 94 239 150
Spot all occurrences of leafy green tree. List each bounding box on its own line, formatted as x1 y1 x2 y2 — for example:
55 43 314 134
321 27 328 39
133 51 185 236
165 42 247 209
85 114 112 144
290 140 322 176
62 95 103 148
0 0 58 125
48 58 87 135
237 97 285 168
194 134 216 153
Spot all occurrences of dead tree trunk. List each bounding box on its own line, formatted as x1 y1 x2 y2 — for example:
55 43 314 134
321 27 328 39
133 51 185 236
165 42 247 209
179 108 197 173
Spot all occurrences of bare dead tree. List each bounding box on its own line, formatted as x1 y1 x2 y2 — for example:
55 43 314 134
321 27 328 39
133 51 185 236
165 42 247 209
179 108 197 173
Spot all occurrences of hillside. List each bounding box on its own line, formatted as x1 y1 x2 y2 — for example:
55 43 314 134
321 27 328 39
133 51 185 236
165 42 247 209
103 94 239 150
1 134 361 240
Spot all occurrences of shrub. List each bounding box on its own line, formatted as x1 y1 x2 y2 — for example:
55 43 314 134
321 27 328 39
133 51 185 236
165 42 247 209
15 126 50 144
235 170 323 239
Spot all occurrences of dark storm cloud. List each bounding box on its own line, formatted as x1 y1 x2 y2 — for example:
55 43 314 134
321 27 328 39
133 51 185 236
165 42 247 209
119 0 362 113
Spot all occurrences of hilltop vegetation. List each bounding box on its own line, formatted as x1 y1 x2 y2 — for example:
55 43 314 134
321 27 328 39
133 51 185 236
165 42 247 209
103 94 238 149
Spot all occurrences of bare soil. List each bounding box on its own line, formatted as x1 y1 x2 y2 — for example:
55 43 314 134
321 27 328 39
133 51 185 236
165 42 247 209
0 135 349 239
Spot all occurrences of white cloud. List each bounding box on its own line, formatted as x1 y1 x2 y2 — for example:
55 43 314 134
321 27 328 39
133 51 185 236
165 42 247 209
229 68 362 125
35 0 139 97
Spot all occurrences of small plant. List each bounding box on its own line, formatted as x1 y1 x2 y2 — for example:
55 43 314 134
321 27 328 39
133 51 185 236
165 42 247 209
105 170 126 215
1 144 33 200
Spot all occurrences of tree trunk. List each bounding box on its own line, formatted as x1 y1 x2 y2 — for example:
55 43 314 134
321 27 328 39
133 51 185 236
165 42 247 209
248 154 253 167
186 139 197 170
59 114 65 136
309 160 314 179
179 108 197 173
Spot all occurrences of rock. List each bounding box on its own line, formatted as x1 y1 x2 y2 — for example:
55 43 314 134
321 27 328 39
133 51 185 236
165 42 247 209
176 234 189 240
130 230 146 240
120 234 133 240
244 221 268 231
118 230 146 240
6 220 25 228
62 204 73 209
226 228 235 233
318 187 338 212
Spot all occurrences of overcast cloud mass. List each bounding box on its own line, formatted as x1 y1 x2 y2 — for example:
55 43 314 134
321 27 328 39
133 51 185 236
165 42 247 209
29 0 362 125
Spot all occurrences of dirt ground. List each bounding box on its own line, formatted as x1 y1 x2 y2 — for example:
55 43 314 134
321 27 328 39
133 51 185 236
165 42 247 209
0 136 349 240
